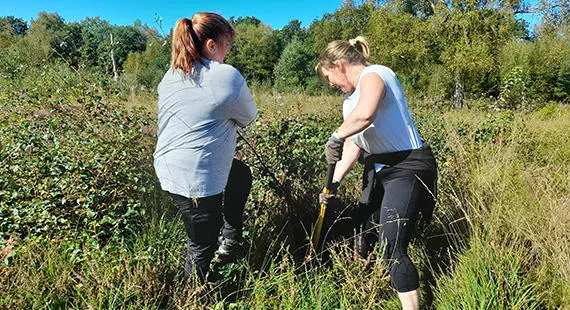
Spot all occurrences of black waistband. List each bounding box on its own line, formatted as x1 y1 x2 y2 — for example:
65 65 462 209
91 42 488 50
363 142 437 172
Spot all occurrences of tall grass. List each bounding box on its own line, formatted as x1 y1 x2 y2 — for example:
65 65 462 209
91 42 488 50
433 104 570 308
1 85 568 309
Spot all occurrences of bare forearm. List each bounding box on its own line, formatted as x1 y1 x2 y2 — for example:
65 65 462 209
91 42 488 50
333 139 361 182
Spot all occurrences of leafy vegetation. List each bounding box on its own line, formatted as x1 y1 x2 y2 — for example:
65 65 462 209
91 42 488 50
1 2 569 309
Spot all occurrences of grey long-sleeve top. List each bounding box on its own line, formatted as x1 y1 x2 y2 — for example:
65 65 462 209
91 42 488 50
153 60 257 198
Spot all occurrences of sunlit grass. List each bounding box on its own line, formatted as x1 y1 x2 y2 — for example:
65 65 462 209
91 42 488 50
1 86 569 309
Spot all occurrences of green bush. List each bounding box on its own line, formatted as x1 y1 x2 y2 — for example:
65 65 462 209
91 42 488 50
123 39 170 91
497 67 528 110
236 114 342 262
273 39 318 93
0 65 156 243
499 36 570 107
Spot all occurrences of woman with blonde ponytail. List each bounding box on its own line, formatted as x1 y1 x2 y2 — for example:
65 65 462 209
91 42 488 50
154 12 257 284
317 36 437 310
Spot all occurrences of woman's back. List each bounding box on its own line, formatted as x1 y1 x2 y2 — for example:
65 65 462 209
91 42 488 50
154 60 257 198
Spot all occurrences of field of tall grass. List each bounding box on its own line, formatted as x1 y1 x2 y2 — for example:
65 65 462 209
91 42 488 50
1 67 569 309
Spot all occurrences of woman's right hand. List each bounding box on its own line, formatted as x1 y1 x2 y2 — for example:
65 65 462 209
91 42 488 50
325 133 344 164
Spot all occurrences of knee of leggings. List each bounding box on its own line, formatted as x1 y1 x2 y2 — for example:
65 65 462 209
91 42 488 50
383 245 419 292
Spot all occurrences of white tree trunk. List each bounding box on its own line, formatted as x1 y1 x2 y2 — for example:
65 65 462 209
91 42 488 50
110 32 118 82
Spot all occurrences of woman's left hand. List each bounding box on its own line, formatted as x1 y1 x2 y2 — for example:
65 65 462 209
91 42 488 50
318 181 340 204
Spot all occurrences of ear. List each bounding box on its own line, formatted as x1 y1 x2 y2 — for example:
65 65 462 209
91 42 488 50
333 60 345 72
205 38 216 52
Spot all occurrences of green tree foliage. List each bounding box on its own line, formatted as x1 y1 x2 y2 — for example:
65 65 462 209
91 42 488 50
53 21 84 67
110 26 147 68
0 13 148 79
3 1 570 104
225 21 279 82
132 19 161 42
273 39 317 92
0 16 28 36
123 37 171 91
0 12 66 79
436 9 522 107
309 1 376 54
366 7 435 93
536 0 570 37
78 17 147 74
0 16 28 49
499 34 570 104
229 16 262 26
369 0 529 106
275 19 307 53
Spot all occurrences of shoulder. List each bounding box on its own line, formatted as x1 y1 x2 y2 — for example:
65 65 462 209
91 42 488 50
362 65 398 90
359 66 388 100
157 68 182 91
209 62 245 83
364 65 395 77
361 65 389 85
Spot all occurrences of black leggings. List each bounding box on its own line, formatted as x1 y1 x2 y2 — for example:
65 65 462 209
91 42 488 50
354 167 436 292
170 159 252 281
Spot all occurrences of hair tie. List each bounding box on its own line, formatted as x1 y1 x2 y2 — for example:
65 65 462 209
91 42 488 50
349 38 357 46
187 18 201 45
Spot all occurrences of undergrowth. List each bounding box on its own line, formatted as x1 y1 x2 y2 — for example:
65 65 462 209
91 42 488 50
1 66 568 309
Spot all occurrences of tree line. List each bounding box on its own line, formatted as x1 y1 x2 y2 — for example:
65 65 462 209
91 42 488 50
1 0 569 109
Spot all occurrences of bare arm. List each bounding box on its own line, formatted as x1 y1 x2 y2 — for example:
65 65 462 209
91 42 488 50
333 139 361 183
335 73 385 140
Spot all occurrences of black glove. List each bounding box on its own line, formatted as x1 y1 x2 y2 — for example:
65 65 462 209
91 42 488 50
325 132 344 164
318 181 340 205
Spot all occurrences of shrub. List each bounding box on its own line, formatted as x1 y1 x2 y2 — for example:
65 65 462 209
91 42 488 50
123 39 170 91
0 66 156 243
273 39 317 93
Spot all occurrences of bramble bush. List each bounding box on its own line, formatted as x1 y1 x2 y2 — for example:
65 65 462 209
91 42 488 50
0 64 156 244
236 114 344 261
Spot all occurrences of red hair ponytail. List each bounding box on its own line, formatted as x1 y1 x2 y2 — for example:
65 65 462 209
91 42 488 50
170 13 235 75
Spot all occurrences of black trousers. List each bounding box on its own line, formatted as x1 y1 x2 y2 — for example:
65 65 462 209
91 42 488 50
170 159 252 281
354 166 437 292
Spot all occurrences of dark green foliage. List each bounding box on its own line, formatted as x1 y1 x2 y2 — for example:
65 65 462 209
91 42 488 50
229 16 262 26
123 38 171 91
236 114 341 261
5 2 570 105
0 16 28 36
308 2 375 55
225 22 280 82
0 13 149 82
0 65 156 243
473 112 515 144
498 34 570 106
273 39 318 92
77 17 147 73
275 19 306 52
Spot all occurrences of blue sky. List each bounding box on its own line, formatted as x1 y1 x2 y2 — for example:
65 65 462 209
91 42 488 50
1 0 344 31
2 0 542 33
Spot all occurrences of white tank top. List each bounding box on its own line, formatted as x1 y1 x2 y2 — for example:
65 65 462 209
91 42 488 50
343 65 422 169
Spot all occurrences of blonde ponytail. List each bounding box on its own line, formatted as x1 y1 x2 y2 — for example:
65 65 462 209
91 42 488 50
349 36 370 60
316 36 372 76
